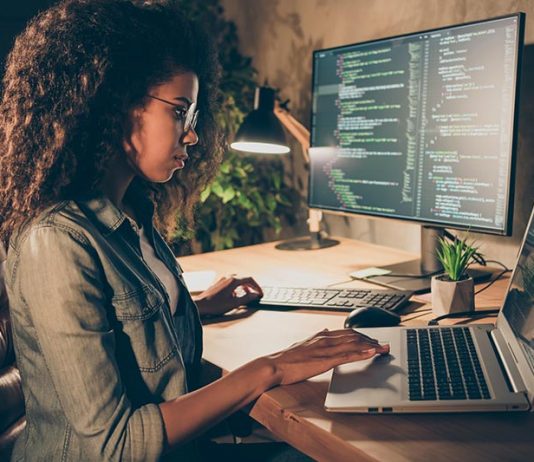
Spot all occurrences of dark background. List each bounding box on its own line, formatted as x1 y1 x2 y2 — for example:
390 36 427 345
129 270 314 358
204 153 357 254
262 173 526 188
0 2 58 71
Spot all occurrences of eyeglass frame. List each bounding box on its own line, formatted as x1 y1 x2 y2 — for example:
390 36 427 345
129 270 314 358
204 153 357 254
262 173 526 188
147 95 199 133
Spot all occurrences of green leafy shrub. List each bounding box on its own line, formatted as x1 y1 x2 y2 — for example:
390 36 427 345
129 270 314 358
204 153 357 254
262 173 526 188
193 152 297 251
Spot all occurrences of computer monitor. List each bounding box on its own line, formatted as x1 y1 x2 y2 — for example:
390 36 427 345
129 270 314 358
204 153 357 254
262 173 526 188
309 13 525 293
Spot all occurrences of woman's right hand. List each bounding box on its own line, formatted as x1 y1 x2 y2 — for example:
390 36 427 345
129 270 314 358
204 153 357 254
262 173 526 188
159 328 388 448
265 328 390 386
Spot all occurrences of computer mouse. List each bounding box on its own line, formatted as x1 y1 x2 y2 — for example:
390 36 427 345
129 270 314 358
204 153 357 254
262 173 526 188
344 306 401 328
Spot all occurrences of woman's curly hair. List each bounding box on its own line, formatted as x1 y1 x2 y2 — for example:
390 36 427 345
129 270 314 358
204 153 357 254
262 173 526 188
0 0 223 245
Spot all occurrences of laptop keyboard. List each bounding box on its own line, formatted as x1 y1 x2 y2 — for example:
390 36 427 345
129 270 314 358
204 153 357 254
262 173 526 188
407 327 491 401
258 286 412 312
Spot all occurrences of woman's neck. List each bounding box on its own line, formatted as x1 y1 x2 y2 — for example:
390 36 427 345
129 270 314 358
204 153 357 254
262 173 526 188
101 155 135 211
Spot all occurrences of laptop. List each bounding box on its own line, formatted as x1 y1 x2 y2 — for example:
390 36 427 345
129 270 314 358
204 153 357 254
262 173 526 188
325 209 534 413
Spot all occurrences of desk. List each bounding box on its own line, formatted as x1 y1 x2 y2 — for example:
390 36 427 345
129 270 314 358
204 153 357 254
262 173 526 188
180 238 533 462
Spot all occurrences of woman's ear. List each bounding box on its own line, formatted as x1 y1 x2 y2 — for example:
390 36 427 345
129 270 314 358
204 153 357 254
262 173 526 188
122 135 136 157
122 106 144 156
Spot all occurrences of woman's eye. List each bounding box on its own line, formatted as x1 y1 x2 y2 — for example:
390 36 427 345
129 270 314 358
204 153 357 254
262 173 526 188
174 108 187 120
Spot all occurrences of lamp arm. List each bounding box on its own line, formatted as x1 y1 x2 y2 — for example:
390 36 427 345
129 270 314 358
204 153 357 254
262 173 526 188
273 106 310 164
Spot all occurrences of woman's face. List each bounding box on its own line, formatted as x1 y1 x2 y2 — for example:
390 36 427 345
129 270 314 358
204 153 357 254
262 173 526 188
124 71 199 183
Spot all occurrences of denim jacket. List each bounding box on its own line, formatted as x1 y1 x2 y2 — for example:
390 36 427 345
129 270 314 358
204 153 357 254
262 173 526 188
5 192 203 461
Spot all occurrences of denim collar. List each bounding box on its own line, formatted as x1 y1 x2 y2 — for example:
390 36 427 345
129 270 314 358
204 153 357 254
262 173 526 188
76 183 155 237
74 196 124 236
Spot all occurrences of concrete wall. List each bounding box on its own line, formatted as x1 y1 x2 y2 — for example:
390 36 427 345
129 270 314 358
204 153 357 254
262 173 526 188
222 0 534 267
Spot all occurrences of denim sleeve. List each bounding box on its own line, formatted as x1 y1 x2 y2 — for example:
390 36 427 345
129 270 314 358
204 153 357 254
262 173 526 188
15 225 165 461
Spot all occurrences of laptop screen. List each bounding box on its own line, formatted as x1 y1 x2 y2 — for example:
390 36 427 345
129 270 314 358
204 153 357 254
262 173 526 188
501 213 534 374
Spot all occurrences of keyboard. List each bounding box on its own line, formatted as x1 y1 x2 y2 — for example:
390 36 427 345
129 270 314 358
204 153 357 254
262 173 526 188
256 286 413 312
407 327 491 401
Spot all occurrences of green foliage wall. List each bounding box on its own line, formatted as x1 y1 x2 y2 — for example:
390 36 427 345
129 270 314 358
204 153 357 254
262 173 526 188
194 152 296 251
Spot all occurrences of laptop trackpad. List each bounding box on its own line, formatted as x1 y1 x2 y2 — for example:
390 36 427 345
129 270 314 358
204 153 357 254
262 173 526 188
326 327 405 411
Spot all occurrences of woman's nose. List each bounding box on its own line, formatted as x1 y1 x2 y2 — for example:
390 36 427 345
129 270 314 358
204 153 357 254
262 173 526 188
182 127 199 146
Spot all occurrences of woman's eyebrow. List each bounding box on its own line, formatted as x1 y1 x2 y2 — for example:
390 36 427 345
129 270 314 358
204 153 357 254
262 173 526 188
173 96 192 105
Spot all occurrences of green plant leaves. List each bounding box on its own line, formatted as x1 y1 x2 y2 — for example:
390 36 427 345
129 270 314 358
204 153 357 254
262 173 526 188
211 182 224 198
221 186 236 203
199 186 211 203
237 192 253 209
436 235 480 281
177 150 297 253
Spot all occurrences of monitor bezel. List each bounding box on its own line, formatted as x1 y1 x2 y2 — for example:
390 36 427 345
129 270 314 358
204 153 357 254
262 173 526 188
308 12 525 237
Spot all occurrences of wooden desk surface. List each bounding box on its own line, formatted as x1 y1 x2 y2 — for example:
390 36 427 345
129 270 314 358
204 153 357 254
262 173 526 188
179 238 533 462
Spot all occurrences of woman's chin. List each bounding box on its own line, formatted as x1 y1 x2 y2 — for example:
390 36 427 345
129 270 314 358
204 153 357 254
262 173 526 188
140 166 184 184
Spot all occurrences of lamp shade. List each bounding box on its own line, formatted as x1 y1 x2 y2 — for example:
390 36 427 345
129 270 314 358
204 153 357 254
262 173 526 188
231 86 290 154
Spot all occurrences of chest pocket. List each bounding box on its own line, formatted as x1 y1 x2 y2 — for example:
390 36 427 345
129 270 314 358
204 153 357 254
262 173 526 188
112 285 181 372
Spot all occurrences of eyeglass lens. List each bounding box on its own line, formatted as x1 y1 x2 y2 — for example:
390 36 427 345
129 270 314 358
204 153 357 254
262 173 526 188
182 103 198 132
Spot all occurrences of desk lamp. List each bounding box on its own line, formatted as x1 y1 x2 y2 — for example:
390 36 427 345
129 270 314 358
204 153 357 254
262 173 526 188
231 85 339 250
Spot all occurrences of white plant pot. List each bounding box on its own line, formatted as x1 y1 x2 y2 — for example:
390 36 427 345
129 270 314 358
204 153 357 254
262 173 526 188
431 275 474 316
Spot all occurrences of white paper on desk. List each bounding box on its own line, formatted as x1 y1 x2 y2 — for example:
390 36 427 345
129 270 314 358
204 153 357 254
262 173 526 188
182 270 217 293
350 267 391 279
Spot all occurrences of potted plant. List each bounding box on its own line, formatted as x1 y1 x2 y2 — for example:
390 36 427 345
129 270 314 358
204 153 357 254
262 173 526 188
431 236 480 316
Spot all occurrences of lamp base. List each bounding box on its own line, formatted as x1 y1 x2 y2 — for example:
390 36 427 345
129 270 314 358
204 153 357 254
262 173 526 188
275 235 340 251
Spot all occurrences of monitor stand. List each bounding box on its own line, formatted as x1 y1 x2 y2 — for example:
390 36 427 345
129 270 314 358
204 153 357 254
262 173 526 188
275 232 339 250
275 210 340 250
364 227 492 294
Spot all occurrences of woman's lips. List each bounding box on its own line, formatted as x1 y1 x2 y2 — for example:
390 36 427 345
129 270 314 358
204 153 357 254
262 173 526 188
173 153 188 167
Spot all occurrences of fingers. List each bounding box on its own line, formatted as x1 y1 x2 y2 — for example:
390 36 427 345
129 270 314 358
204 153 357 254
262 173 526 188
197 275 265 314
312 337 387 358
201 276 235 295
312 328 381 346
312 340 390 375
351 342 389 359
333 347 382 365
212 276 263 295
225 278 263 305
233 289 261 305
207 276 263 298
270 329 390 385
348 330 381 344
228 276 263 297
329 340 390 357
306 329 389 359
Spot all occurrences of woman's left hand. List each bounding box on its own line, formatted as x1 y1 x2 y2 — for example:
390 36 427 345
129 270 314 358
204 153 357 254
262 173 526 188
192 276 263 316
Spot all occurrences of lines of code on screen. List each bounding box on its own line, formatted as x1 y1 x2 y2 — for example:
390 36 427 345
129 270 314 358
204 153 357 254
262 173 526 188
310 16 520 232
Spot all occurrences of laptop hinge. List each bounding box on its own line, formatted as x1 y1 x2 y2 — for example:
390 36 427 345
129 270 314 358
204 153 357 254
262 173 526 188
490 327 527 394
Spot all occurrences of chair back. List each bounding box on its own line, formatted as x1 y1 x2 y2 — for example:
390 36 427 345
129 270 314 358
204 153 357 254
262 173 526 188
0 249 25 459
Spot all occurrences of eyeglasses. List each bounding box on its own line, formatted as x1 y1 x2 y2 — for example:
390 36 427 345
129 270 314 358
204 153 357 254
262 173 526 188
147 95 199 133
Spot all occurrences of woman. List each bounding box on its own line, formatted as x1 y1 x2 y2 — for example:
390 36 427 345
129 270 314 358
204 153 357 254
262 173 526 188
0 1 389 460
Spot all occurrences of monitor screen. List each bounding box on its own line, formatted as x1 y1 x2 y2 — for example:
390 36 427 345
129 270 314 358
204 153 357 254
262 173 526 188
309 14 524 235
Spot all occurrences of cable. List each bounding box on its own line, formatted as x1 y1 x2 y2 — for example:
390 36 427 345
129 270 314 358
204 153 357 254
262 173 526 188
483 259 511 271
373 269 441 279
428 309 499 326
474 267 512 295
401 309 433 322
